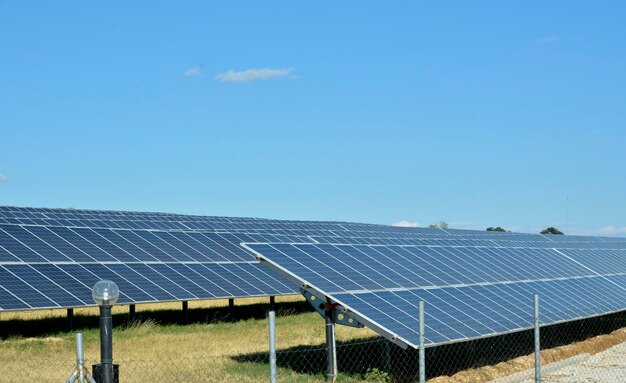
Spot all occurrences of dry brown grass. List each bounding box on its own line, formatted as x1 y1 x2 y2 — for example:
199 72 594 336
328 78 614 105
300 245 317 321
428 327 626 383
0 296 379 382
0 294 305 321
2 299 623 383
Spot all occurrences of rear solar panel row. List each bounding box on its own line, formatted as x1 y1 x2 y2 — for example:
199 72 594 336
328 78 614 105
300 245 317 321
3 206 625 246
0 207 349 232
311 235 626 249
5 214 626 249
0 216 349 232
0 262 294 311
0 224 312 263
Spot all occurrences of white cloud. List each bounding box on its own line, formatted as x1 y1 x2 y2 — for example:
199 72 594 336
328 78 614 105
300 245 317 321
596 226 626 235
537 36 559 43
0 174 6 182
184 66 203 77
392 221 420 227
214 67 294 83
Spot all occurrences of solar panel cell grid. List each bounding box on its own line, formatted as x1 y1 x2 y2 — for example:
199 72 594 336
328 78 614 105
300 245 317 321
247 242 626 348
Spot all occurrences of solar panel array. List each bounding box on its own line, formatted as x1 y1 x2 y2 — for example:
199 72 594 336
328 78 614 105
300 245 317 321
247 240 626 348
0 206 347 311
1 201 626 351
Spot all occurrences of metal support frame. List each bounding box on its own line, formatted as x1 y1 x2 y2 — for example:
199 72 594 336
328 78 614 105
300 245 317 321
229 298 235 321
534 293 541 383
269 296 275 311
269 310 277 383
67 308 74 331
418 300 425 383
325 297 337 383
301 288 363 328
181 301 188 324
66 333 96 383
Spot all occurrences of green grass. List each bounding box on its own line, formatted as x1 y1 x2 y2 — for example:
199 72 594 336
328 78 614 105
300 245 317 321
0 297 385 383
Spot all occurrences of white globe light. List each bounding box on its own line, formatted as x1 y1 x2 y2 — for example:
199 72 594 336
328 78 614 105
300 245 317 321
92 280 120 306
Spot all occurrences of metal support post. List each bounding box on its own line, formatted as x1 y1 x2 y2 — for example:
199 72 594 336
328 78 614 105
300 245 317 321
229 298 235 321
182 301 188 324
66 333 96 383
269 310 277 383
534 293 541 383
325 298 337 383
269 296 275 311
76 332 86 383
418 300 425 383
99 305 114 383
67 308 74 331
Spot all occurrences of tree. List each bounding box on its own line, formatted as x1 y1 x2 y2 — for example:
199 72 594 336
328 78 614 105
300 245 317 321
428 221 449 229
486 226 507 232
540 227 564 235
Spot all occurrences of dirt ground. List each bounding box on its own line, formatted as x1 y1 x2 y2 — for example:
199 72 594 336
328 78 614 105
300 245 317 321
428 327 626 383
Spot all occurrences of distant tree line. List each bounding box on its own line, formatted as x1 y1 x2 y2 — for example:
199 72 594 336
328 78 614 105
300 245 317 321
428 222 565 235
540 227 564 235
428 221 448 229
483 226 564 235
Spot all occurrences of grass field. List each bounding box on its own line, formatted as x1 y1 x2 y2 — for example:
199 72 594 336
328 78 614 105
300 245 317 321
0 296 384 383
1 298 625 383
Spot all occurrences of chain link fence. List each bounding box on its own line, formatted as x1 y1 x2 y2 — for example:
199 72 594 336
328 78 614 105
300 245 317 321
1 302 625 382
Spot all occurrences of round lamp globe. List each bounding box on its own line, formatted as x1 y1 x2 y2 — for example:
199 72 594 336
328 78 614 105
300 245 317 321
92 280 120 306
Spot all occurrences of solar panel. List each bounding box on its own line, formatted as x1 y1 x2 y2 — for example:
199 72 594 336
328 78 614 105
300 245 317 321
245 242 626 348
2 205 626 318
0 222 301 311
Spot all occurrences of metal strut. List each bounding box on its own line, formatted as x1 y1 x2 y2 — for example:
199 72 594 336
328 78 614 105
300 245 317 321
325 296 338 383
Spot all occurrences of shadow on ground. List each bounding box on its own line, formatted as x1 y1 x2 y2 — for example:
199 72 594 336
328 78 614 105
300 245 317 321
233 311 626 382
0 299 313 339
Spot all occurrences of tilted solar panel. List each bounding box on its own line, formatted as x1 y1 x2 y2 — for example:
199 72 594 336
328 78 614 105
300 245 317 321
246 242 626 348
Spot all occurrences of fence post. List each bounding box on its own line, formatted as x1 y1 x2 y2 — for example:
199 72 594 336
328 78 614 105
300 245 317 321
269 310 277 383
383 340 391 372
534 293 541 383
325 299 337 383
419 300 425 383
76 332 86 383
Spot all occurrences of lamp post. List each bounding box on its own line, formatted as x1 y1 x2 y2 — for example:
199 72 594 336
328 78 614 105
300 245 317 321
92 280 119 383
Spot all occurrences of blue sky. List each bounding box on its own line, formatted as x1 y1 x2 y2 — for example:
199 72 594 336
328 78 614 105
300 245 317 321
1 2 625 236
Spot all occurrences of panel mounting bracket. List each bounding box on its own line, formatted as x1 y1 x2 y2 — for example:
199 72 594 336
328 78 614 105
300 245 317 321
300 288 364 328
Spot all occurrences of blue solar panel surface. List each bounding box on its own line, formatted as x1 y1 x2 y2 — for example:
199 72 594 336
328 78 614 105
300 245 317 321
2 204 626 329
246 242 626 348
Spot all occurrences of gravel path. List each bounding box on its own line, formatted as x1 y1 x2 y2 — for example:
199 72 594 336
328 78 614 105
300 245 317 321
539 341 626 382
490 342 626 383
543 343 626 383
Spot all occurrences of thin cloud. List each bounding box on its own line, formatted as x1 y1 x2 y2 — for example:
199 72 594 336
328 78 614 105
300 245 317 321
214 67 294 83
596 226 626 236
0 174 6 182
537 36 559 43
392 221 420 228
184 65 203 77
